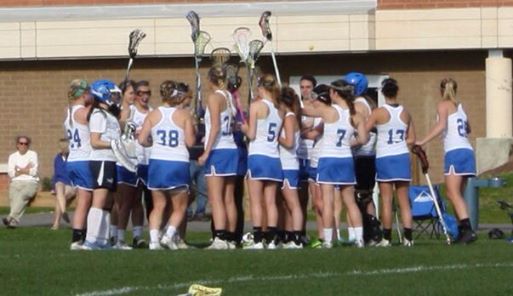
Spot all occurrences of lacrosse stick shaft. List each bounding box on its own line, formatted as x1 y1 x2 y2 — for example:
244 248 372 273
424 172 452 244
394 209 402 243
125 58 134 81
270 47 282 87
247 65 254 105
194 57 202 115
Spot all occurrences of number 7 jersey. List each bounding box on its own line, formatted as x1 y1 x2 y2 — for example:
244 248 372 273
150 106 189 162
376 104 409 158
64 105 92 162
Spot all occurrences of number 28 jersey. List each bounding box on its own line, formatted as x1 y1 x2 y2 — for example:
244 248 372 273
150 106 189 162
443 103 473 152
376 104 409 158
64 105 92 162
248 99 283 158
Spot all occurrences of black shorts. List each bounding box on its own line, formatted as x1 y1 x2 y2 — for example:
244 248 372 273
354 155 376 191
90 160 117 192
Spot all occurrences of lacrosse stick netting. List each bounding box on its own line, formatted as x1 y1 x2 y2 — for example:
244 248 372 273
258 11 282 87
125 29 146 81
211 47 231 67
233 27 251 62
247 39 264 103
186 10 200 42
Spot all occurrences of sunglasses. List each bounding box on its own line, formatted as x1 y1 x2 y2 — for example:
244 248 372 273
137 90 152 96
18 142 29 146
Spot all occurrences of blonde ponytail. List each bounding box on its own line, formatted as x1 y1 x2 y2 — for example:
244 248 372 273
441 78 458 105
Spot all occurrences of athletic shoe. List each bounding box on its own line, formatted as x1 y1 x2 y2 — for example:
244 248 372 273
3 217 16 229
403 239 414 247
206 237 229 250
355 239 365 248
149 242 164 250
175 238 194 250
62 212 71 223
282 241 302 249
160 235 178 250
267 241 280 250
242 240 265 250
321 241 333 249
456 230 477 245
376 238 391 247
367 239 379 247
113 241 133 250
2 217 9 226
226 241 237 250
70 241 83 251
309 238 323 249
132 237 148 249
81 241 103 251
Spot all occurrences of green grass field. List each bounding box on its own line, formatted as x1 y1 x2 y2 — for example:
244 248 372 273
1 228 512 296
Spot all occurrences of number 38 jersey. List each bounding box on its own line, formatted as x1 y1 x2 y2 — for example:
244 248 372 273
376 104 409 158
248 99 283 158
150 106 189 162
64 105 92 162
204 90 237 150
443 103 473 152
319 104 354 159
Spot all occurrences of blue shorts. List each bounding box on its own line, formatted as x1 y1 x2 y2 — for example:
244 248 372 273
148 159 190 191
247 155 283 182
282 169 300 189
316 157 356 185
204 149 239 176
299 159 310 182
66 161 93 191
444 148 476 176
137 164 149 186
117 165 138 187
376 153 411 182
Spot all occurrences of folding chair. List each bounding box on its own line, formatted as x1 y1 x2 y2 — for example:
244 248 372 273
408 185 445 239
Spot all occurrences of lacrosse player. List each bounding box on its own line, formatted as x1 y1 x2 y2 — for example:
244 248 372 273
416 78 477 244
138 80 195 250
82 79 122 250
198 66 239 250
303 80 368 249
241 74 284 249
65 79 93 250
366 78 415 247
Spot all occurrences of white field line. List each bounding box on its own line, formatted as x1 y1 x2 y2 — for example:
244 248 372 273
75 263 513 296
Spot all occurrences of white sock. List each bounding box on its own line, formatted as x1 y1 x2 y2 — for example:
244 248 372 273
85 207 102 244
117 229 125 243
354 227 364 243
348 227 356 242
98 211 111 246
132 226 143 239
150 229 160 244
110 225 117 241
165 225 177 239
323 228 333 244
336 228 341 241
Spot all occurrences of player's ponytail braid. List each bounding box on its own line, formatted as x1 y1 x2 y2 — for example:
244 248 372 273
331 79 357 127
441 78 458 105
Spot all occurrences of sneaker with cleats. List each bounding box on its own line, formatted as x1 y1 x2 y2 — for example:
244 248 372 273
206 237 229 250
376 238 392 247
160 235 178 250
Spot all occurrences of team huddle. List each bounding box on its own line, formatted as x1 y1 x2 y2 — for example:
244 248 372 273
64 67 478 251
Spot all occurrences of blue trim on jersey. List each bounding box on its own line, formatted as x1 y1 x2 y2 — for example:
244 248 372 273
376 153 411 182
282 169 300 189
316 157 356 185
204 149 239 176
444 148 476 176
148 159 190 191
117 165 138 187
66 161 93 191
247 155 283 181
137 164 149 186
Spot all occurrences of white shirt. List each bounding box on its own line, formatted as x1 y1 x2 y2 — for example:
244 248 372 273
129 104 153 165
8 150 39 182
319 105 354 159
443 103 473 152
89 109 121 162
64 105 91 162
353 97 376 157
248 99 283 158
376 104 410 158
279 112 300 170
204 90 237 150
150 106 189 162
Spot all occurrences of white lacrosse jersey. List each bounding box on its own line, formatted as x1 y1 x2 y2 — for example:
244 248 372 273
204 90 237 150
279 112 300 170
89 109 121 162
308 117 323 168
319 105 354 159
248 99 283 158
376 104 409 158
150 106 189 162
297 116 314 160
443 103 473 152
353 97 377 157
65 105 92 162
129 104 153 165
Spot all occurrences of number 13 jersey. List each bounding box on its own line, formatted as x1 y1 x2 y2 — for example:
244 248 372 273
376 104 409 158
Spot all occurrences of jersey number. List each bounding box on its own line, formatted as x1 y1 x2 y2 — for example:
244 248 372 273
156 130 179 147
67 129 81 148
387 129 405 144
267 123 278 142
336 129 346 147
457 119 468 137
221 115 231 136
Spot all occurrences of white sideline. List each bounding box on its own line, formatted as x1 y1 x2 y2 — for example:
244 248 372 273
75 263 513 296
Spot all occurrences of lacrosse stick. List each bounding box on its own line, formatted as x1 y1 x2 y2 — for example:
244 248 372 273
412 145 452 245
246 39 264 104
125 29 146 81
225 63 246 123
233 27 251 63
211 47 231 67
259 11 282 86
187 11 211 117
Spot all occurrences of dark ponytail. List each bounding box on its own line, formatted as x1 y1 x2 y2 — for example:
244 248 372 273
280 86 301 127
331 79 357 127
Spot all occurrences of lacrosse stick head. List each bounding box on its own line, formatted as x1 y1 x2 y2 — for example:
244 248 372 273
412 145 429 174
194 31 211 58
247 39 264 68
128 29 146 59
186 10 200 42
211 47 231 67
233 27 251 62
259 11 273 41
225 63 242 91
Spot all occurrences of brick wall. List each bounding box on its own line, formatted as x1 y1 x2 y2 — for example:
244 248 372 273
0 50 495 185
378 0 513 9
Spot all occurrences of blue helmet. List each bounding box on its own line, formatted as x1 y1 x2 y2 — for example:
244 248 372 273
90 79 121 105
344 72 368 96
